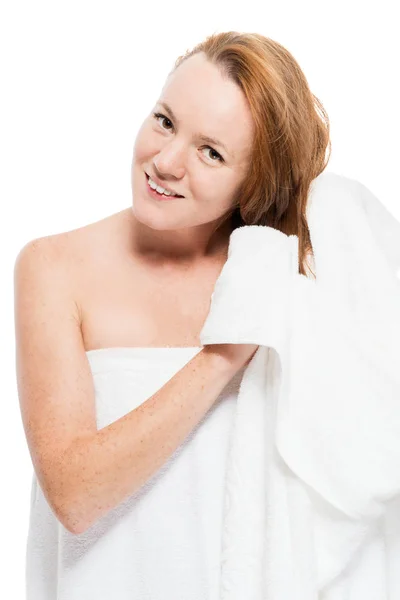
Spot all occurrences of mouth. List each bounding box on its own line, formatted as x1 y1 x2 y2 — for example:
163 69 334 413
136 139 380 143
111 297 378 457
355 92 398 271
145 172 184 198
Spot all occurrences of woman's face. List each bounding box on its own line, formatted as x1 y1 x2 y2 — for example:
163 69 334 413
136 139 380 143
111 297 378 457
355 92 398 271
131 52 255 232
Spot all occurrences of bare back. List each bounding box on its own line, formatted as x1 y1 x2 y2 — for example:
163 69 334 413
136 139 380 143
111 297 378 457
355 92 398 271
66 208 229 351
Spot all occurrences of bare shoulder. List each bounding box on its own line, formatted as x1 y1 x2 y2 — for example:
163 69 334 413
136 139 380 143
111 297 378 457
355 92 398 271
13 232 79 321
14 207 132 305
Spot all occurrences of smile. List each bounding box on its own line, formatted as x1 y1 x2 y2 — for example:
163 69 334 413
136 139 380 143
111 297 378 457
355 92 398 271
146 173 184 198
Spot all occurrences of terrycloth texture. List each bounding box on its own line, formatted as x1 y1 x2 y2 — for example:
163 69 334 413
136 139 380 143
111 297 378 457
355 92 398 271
199 171 400 599
25 347 246 600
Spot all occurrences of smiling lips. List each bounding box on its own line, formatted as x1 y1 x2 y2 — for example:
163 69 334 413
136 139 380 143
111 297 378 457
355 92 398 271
145 173 183 201
146 172 184 198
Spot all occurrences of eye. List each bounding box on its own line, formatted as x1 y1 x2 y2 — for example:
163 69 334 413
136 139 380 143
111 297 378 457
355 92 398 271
201 146 224 163
152 112 173 130
152 112 225 163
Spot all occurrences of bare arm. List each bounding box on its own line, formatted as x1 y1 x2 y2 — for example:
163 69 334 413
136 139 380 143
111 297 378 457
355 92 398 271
14 236 241 536
60 347 237 534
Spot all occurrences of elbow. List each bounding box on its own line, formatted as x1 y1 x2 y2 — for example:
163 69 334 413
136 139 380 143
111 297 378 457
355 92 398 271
52 494 86 535
46 470 87 535
49 437 94 536
54 500 88 535
36 477 85 535
61 512 87 536
67 522 88 536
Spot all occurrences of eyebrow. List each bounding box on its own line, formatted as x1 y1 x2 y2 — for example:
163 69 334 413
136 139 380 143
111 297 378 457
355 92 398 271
159 101 231 156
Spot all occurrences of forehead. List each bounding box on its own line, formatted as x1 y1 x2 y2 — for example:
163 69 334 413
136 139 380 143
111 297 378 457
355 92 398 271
158 54 254 160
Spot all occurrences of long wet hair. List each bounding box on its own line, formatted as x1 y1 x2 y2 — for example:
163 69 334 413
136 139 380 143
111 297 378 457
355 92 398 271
170 31 331 277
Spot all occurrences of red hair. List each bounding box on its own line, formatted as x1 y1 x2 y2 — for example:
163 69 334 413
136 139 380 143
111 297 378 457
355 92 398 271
171 31 331 277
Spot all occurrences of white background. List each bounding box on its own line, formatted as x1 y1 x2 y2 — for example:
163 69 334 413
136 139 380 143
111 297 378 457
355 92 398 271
1 1 399 596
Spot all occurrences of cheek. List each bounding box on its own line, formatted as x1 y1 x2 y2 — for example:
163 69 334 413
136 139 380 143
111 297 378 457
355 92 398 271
203 178 236 207
132 122 157 162
199 187 236 219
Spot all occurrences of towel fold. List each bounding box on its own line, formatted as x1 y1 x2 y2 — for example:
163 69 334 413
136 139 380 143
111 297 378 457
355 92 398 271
199 171 400 598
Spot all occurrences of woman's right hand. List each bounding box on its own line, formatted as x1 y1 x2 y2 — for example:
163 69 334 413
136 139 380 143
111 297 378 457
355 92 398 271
203 343 259 371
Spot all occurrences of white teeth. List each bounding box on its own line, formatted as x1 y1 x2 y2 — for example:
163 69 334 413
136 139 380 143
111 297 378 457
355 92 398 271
148 175 177 196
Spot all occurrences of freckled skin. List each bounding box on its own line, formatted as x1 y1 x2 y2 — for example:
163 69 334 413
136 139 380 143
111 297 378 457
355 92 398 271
16 52 257 535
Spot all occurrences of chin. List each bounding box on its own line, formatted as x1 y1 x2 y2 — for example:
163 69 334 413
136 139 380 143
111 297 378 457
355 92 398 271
130 200 173 231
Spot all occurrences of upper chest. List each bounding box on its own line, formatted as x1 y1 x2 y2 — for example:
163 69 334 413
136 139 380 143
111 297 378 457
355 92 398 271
73 213 228 349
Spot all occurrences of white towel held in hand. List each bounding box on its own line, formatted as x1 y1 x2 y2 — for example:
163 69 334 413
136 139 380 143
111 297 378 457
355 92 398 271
199 171 400 600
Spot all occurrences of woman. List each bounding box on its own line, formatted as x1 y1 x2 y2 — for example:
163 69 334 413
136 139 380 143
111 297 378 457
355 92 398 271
14 31 330 599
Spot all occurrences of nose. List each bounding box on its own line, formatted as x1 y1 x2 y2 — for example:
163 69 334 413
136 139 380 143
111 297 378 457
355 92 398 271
154 140 186 181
